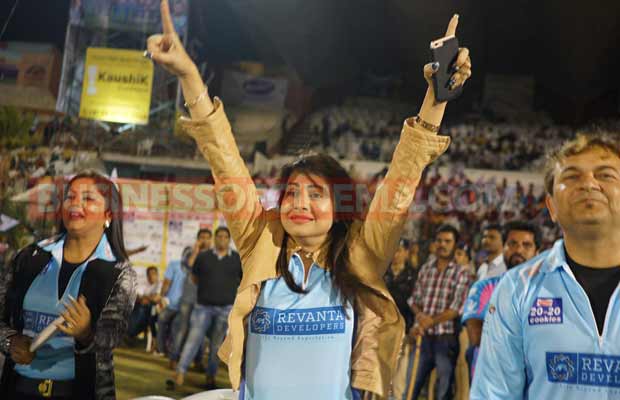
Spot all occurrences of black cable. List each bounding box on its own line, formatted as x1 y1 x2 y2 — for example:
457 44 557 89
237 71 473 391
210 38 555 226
0 0 20 41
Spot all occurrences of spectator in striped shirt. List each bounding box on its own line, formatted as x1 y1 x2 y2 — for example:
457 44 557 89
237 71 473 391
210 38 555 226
409 224 474 400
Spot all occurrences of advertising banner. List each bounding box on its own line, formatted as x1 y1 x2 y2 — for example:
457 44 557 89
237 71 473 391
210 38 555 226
79 47 154 124
221 69 289 110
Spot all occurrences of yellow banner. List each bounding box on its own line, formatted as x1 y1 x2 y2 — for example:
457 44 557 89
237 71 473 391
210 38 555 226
79 48 153 124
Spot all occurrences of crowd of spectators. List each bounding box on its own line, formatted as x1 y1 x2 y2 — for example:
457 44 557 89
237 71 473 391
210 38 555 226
0 147 84 195
400 168 561 263
306 99 410 162
301 100 618 171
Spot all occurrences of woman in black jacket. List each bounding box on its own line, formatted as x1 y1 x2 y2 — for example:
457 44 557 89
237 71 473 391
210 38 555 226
0 170 136 399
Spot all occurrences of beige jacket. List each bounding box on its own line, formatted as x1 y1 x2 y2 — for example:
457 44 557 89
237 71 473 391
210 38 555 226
179 98 450 397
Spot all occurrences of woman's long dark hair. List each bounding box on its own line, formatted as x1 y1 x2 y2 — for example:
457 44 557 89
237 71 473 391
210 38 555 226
58 170 128 261
276 153 362 306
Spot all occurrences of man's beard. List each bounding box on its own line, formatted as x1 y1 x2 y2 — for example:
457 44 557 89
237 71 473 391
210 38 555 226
507 254 525 269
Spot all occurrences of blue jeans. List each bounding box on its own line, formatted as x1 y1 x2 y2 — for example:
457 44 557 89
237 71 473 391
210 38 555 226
170 302 206 363
156 306 178 356
177 303 232 376
410 334 459 400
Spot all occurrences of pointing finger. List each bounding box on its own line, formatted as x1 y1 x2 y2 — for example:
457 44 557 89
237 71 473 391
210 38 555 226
445 14 459 37
161 0 176 35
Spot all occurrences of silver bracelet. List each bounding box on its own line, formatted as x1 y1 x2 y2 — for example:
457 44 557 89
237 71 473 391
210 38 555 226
184 86 208 109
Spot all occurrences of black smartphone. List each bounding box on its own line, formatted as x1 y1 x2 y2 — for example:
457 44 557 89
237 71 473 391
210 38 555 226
430 35 462 102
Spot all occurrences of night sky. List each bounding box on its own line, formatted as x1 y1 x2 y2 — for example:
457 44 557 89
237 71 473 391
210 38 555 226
1 0 70 50
2 0 620 123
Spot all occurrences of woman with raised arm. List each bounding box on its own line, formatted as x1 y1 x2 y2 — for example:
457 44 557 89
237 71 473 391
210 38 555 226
147 2 471 398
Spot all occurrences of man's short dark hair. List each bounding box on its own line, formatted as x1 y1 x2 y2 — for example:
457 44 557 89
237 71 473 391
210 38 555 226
215 226 231 237
503 220 542 249
197 228 212 238
435 224 460 243
146 266 158 276
482 223 502 234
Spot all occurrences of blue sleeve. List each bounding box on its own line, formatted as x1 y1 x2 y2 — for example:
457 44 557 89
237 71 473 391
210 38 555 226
461 280 483 323
470 274 526 400
164 261 176 280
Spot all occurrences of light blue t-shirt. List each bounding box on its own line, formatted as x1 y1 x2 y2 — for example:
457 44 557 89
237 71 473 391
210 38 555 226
472 240 620 400
242 254 355 400
163 259 186 311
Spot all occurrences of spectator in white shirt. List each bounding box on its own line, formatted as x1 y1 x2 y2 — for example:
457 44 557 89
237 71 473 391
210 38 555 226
476 223 506 280
127 266 161 338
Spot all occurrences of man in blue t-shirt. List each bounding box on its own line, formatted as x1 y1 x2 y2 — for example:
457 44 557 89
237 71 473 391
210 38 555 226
462 221 541 379
166 228 212 370
155 246 193 357
472 134 620 399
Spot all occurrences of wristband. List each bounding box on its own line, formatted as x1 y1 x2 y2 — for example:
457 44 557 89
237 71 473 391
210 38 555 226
413 115 440 133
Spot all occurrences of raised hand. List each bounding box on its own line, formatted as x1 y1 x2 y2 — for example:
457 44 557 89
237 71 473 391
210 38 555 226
148 0 213 117
146 0 197 78
423 15 473 101
417 14 473 128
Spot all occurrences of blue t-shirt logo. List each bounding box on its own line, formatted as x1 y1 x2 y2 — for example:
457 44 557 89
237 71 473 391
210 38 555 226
23 310 67 337
251 308 272 334
250 306 346 336
547 352 620 388
547 353 578 383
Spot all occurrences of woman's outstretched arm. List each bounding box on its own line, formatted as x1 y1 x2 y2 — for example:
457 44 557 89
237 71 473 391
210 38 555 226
146 0 266 263
355 14 472 279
